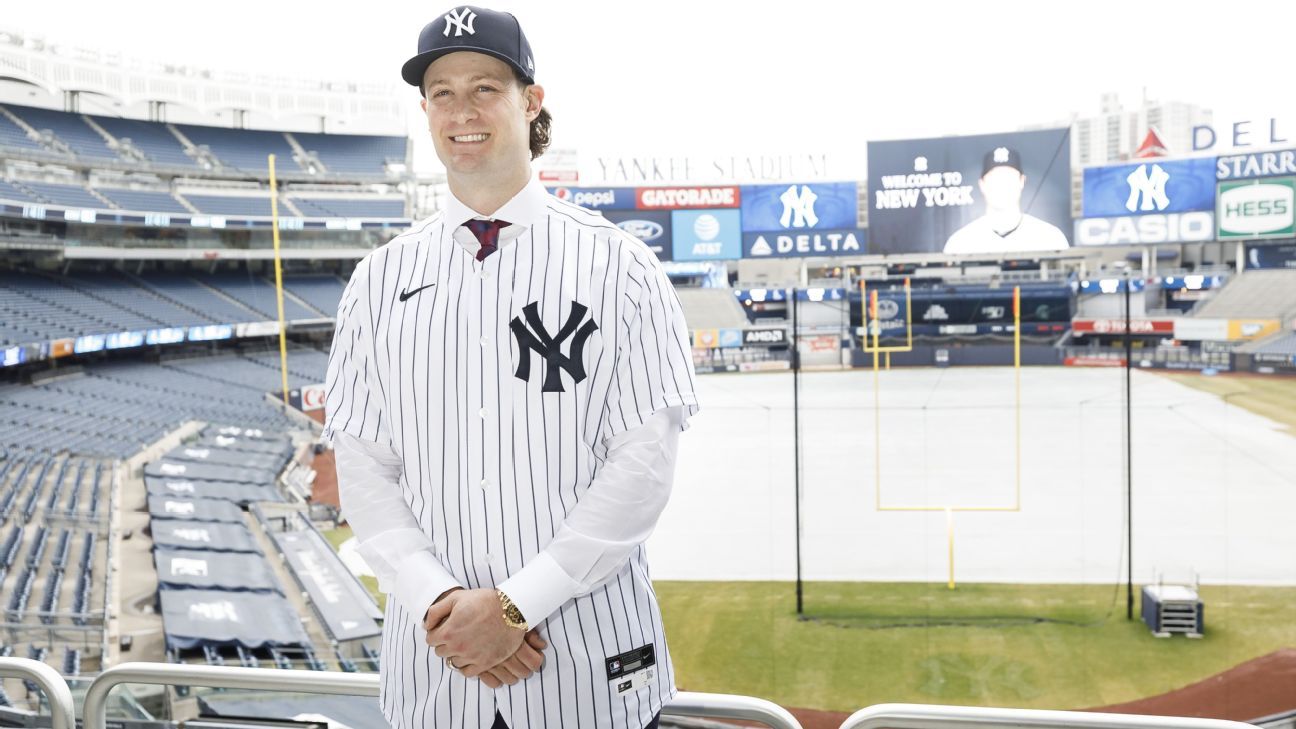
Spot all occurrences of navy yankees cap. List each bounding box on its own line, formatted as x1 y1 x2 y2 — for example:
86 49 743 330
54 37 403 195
401 6 536 93
982 146 1023 177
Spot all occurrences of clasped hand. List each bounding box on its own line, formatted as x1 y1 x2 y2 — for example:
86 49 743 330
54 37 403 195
424 588 546 689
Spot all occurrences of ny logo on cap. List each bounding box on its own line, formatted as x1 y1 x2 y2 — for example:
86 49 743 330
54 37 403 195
443 7 478 36
993 147 1010 163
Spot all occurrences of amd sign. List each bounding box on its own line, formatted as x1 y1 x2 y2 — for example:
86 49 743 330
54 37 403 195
743 328 787 346
1075 212 1214 245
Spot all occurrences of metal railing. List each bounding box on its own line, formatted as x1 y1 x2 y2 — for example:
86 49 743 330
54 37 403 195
0 657 76 729
83 663 805 729
665 691 802 728
840 703 1259 729
82 662 379 729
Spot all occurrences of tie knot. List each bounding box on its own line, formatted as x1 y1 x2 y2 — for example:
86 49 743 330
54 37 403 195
465 219 510 261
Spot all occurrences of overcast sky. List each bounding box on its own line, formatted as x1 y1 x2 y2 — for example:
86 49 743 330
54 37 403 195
5 0 1292 179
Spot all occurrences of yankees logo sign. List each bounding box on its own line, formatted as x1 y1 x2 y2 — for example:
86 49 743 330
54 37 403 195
510 301 599 392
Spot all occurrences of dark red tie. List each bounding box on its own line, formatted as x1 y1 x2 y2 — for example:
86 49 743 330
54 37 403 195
465 218 510 261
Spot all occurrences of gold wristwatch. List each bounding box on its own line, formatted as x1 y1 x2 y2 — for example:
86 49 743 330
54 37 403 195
497 589 529 631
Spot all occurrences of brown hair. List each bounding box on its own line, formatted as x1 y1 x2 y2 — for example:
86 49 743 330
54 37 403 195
529 106 551 160
514 69 550 160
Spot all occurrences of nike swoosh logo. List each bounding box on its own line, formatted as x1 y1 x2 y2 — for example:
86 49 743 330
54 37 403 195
398 283 436 302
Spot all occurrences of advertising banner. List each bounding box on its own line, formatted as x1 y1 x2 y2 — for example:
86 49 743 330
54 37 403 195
1217 177 1295 240
718 328 744 349
1216 148 1296 180
638 186 740 210
743 229 866 258
693 329 720 348
671 209 742 261
547 186 637 210
866 128 1072 255
1082 158 1217 217
743 328 787 346
1245 242 1296 269
1227 319 1281 340
1072 318 1175 335
1074 213 1216 245
603 209 673 261
1174 318 1229 341
740 182 858 232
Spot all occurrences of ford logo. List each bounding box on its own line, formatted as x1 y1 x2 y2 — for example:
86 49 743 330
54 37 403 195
617 219 664 242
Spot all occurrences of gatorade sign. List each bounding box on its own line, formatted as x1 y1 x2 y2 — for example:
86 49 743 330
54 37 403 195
1217 177 1296 239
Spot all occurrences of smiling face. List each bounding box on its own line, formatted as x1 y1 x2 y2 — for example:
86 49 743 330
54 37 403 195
420 51 544 187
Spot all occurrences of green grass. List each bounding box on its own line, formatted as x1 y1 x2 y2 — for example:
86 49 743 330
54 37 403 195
322 525 386 612
656 581 1296 713
1154 371 1296 436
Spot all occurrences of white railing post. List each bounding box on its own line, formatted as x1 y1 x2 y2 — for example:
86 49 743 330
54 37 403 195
0 657 76 729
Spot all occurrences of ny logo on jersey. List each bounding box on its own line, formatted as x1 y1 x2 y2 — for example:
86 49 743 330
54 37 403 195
779 184 819 228
510 301 599 392
443 7 478 37
1125 163 1170 212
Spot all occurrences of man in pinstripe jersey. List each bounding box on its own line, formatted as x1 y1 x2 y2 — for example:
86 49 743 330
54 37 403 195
323 6 699 728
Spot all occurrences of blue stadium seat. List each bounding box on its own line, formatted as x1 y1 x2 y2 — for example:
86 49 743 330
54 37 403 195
89 115 198 169
183 193 273 217
0 106 49 154
21 181 105 209
96 188 191 214
176 125 299 175
291 131 407 177
10 106 120 161
290 197 406 218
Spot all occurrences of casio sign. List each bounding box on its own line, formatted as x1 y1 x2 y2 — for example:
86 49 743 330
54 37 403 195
1075 212 1214 245
617 219 665 243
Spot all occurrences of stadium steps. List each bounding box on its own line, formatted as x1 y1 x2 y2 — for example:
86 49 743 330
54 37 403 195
79 115 134 163
284 133 329 175
170 190 202 215
675 288 749 329
188 278 267 320
262 278 330 318
1191 270 1296 319
34 271 168 328
165 124 221 171
0 106 42 147
87 187 118 210
117 270 241 322
279 197 306 217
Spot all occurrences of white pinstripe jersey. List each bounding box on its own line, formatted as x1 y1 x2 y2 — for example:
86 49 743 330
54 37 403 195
323 180 700 729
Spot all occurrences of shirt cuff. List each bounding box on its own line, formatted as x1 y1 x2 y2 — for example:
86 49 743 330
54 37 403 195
393 550 461 623
497 551 582 626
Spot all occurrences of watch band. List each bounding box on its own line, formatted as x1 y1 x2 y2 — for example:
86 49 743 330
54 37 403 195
497 589 529 631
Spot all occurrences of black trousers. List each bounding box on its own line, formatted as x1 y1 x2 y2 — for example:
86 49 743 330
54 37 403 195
491 712 660 729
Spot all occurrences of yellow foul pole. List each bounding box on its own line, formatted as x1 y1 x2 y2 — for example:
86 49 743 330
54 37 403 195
269 154 290 408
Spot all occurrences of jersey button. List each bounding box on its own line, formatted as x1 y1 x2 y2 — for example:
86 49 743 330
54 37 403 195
477 269 491 280
478 408 488 419
479 478 490 489
479 336 489 346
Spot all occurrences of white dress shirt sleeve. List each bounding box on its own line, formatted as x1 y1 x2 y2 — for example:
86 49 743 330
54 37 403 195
333 430 461 621
499 406 683 625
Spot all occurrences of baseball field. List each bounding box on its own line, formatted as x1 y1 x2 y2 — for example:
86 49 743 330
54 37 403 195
326 369 1296 713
